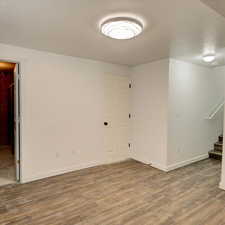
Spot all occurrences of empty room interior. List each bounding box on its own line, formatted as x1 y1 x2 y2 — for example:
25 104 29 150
1 0 225 224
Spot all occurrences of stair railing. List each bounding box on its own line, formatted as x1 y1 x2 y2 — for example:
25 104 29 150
205 98 225 120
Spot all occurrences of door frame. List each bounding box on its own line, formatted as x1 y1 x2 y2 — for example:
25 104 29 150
0 59 22 183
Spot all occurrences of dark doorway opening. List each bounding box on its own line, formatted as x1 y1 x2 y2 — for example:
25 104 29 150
0 61 16 186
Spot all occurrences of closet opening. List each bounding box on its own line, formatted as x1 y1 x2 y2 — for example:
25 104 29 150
0 61 20 186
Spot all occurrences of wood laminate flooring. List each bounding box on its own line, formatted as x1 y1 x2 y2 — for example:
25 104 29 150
0 159 224 225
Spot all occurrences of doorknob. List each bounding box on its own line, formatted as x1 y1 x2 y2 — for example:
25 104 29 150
104 122 108 126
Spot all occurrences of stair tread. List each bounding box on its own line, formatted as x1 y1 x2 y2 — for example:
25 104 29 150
219 135 223 143
209 150 222 156
215 142 223 146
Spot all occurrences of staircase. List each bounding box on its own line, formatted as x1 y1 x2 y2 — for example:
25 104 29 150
209 135 223 160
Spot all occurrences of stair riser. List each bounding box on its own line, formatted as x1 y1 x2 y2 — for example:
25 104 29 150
209 152 222 160
214 146 223 152
209 135 223 159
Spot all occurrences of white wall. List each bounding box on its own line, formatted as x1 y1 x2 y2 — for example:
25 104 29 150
213 65 225 190
130 58 224 172
221 113 225 189
0 43 130 182
213 66 225 97
1 42 224 183
130 59 169 170
168 59 224 170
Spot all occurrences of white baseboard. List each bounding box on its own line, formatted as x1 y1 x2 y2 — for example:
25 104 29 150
131 156 168 172
150 162 168 172
21 157 129 184
219 181 225 190
132 158 151 165
21 154 209 183
129 154 209 173
166 154 209 171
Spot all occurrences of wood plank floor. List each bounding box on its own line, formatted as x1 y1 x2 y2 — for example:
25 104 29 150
0 159 224 225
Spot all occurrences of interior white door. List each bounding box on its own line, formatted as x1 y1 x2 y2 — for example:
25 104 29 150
103 74 130 163
14 63 20 181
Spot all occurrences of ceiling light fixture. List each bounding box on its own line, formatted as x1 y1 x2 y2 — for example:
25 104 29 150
100 17 143 40
203 54 216 63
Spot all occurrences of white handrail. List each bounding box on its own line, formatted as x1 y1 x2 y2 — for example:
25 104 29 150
205 98 225 119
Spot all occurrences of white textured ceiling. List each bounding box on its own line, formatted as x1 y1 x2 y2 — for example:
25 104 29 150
0 0 225 66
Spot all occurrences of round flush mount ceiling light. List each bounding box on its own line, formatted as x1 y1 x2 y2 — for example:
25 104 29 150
100 17 143 40
203 54 216 63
